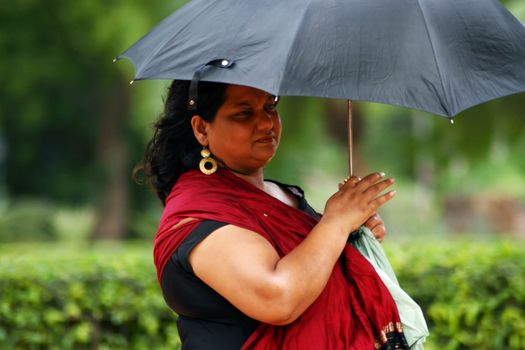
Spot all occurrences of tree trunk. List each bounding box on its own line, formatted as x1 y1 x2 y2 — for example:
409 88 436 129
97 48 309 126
91 80 130 240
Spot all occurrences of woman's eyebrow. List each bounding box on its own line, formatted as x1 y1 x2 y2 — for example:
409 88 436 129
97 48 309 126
231 95 275 107
232 101 252 107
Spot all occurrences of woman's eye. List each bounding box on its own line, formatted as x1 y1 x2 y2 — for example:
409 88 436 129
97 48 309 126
234 110 253 118
265 104 277 113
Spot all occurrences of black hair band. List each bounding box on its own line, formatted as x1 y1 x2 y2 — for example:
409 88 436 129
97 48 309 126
187 58 235 111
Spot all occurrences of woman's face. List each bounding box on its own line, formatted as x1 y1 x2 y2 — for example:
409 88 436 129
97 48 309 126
195 84 281 174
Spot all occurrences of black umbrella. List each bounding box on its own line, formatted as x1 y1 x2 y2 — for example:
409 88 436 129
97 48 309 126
116 0 525 174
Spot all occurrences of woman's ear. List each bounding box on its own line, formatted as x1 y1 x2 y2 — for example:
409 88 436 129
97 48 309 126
190 115 209 146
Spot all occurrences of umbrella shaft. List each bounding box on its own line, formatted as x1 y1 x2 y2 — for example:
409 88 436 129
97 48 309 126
347 100 353 176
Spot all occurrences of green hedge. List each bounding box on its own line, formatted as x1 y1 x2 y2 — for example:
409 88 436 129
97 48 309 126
387 239 525 350
0 244 180 350
1 239 524 349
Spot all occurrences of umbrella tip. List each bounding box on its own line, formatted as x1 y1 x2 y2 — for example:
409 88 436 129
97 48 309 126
113 57 118 63
130 80 135 85
449 118 455 125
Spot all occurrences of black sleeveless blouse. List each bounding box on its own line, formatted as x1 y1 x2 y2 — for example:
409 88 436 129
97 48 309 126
160 181 320 350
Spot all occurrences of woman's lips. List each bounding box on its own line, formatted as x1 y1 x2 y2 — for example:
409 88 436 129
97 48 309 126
255 136 275 143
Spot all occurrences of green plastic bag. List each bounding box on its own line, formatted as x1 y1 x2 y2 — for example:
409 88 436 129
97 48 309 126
351 227 429 349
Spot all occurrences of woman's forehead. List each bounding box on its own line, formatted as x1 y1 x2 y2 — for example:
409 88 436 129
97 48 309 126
225 84 274 105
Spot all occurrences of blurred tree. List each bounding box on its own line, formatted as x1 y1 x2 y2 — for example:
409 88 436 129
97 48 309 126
0 0 185 239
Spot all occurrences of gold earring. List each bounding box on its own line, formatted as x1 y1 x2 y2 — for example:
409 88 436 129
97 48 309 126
199 147 218 175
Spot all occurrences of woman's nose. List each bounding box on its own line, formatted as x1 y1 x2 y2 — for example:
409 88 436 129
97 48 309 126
256 111 274 130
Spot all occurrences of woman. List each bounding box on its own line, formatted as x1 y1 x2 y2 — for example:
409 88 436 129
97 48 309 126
138 80 409 349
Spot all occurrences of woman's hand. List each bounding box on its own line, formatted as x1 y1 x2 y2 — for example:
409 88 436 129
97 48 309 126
324 172 395 237
364 213 386 243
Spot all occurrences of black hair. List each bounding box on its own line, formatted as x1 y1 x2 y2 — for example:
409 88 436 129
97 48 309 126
134 80 228 205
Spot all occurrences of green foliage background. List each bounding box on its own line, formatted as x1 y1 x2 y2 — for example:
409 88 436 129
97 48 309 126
1 0 524 223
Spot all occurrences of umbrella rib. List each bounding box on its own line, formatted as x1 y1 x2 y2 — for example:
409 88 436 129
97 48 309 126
414 0 450 116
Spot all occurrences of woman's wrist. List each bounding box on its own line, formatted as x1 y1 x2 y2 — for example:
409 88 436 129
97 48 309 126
318 215 357 239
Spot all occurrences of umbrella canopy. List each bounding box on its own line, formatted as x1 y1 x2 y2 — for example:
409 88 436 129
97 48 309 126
117 0 525 117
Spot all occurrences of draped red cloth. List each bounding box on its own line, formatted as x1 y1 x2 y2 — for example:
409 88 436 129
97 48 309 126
154 169 406 350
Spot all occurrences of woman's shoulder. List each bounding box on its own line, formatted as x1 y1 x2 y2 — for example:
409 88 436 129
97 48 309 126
160 169 264 229
167 169 242 202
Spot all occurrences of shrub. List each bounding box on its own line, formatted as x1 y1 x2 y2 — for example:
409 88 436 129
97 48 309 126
0 201 94 243
387 238 525 350
0 239 524 349
0 244 180 350
0 200 57 242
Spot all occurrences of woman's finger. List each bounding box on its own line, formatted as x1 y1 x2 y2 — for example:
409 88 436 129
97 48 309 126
362 178 395 199
371 223 386 242
364 213 380 228
364 214 386 242
341 176 360 189
354 172 385 191
368 190 397 211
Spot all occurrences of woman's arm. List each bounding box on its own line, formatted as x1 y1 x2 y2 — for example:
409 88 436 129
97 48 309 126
189 172 395 325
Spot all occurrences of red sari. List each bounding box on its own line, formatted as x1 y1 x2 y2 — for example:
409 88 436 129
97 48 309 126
154 169 408 349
